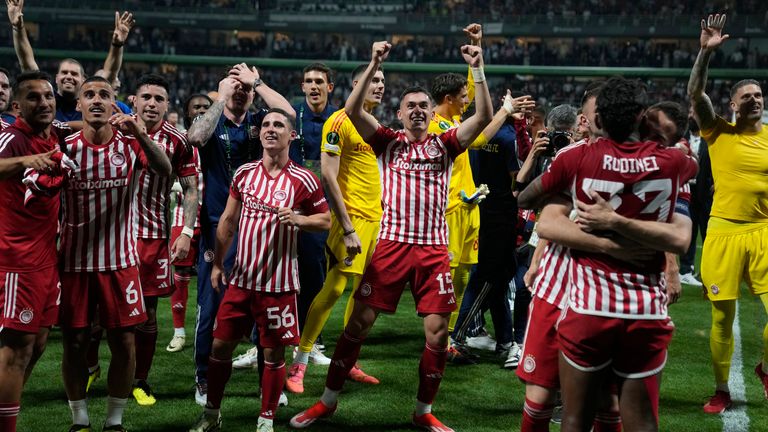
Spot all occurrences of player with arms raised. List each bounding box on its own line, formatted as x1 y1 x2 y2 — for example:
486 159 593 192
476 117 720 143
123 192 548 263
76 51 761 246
188 108 330 432
290 40 493 432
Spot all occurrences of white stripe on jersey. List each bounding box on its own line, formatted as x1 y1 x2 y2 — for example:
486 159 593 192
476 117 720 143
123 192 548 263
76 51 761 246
376 131 453 245
532 242 571 309
61 131 142 271
0 132 14 154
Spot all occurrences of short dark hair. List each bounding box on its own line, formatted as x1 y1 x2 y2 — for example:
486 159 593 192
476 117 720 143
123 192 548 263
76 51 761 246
264 108 295 130
351 64 383 82
430 73 466 105
0 67 11 81
12 70 53 96
648 101 688 142
136 73 170 94
596 77 648 142
183 93 213 128
82 75 112 87
303 63 334 84
581 79 605 108
400 85 432 103
730 79 761 99
58 58 85 77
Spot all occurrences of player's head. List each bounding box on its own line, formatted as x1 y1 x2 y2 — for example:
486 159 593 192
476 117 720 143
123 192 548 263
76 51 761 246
430 73 468 117
77 76 115 127
0 67 12 113
529 106 547 139
398 86 433 134
595 77 648 143
56 58 85 97
13 71 56 130
578 80 604 139
183 93 213 129
260 108 296 155
641 101 688 147
134 74 170 129
729 79 763 123
224 66 256 115
302 63 334 108
351 64 385 107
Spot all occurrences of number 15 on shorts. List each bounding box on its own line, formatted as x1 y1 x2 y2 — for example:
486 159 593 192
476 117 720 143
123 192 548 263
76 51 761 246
436 272 454 295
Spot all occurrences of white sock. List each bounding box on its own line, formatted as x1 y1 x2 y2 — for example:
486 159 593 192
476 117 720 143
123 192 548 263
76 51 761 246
294 350 310 365
68 399 89 426
716 382 730 393
174 327 186 337
320 387 339 408
415 400 432 416
257 416 274 427
104 396 127 427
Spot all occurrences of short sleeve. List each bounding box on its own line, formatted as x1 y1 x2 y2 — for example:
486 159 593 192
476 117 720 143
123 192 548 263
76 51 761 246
320 113 344 156
175 136 198 178
300 172 329 215
0 131 21 158
367 125 399 156
229 169 245 201
539 143 583 195
699 116 729 144
438 128 464 160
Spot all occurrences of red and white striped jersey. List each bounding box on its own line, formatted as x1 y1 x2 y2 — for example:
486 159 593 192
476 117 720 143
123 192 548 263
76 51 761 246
368 126 463 245
540 137 698 319
60 129 148 272
136 121 197 239
228 160 329 293
531 242 571 309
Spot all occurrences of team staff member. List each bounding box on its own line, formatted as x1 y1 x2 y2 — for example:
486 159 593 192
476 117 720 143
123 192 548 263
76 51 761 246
286 63 385 394
0 71 71 432
189 108 330 432
687 14 768 414
186 64 294 406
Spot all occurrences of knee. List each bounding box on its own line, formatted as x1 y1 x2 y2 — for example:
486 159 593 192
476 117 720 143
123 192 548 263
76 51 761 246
211 339 237 360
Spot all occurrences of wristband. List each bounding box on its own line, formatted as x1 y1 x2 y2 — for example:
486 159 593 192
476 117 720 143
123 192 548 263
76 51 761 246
471 67 486 83
111 41 124 47
343 228 356 237
502 96 514 114
181 226 195 238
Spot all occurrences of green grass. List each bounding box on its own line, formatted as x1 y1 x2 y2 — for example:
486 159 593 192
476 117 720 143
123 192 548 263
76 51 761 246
16 276 768 431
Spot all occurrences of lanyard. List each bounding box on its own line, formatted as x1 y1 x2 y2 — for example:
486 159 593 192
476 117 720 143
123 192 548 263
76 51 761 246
298 104 306 162
221 116 252 178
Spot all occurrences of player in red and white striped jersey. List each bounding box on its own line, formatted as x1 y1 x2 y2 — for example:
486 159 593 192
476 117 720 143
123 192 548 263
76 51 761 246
519 78 697 431
128 74 199 406
188 109 330 432
290 40 493 432
58 76 172 432
0 71 71 432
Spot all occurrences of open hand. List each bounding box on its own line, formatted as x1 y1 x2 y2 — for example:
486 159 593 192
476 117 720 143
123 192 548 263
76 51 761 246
700 14 729 52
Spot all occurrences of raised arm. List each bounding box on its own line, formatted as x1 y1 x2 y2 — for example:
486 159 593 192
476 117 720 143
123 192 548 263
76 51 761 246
7 0 39 71
575 191 693 255
187 77 237 148
345 42 388 142
102 11 135 86
687 14 729 131
228 63 296 119
455 45 493 148
110 111 172 176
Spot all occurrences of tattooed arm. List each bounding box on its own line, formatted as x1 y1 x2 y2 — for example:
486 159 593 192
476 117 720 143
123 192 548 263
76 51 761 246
187 77 237 148
688 14 730 131
171 175 199 263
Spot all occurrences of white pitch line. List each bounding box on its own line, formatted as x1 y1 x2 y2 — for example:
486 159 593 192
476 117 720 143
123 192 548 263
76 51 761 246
722 306 750 432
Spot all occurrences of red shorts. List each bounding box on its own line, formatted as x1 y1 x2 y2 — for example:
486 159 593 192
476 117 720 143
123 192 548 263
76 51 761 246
557 307 674 378
0 268 59 333
213 287 300 349
516 296 562 389
138 238 174 297
354 239 456 315
169 226 201 268
60 267 147 329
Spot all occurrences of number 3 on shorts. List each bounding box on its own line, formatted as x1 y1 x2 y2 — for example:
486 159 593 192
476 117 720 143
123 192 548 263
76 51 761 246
436 272 454 295
267 305 296 329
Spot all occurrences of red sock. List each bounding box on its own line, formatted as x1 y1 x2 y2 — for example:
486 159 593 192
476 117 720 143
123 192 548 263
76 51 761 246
134 323 158 381
87 326 103 369
643 374 661 425
261 361 286 419
417 342 448 404
593 410 622 431
325 331 364 391
171 273 190 329
521 398 553 432
0 402 19 432
206 357 233 410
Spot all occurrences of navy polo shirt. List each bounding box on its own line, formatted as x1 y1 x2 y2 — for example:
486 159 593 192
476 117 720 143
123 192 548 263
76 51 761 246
200 109 267 225
289 101 337 176
474 122 519 213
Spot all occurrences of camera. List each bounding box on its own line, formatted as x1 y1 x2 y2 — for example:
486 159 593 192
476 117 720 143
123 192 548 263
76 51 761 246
546 130 571 156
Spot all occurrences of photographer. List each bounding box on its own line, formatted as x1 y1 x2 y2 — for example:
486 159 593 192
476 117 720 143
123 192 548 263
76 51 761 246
515 104 578 189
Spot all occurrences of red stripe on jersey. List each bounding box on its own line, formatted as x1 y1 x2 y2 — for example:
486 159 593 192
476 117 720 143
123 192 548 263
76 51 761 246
532 242 571 309
228 160 327 293
137 121 196 239
61 130 144 271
